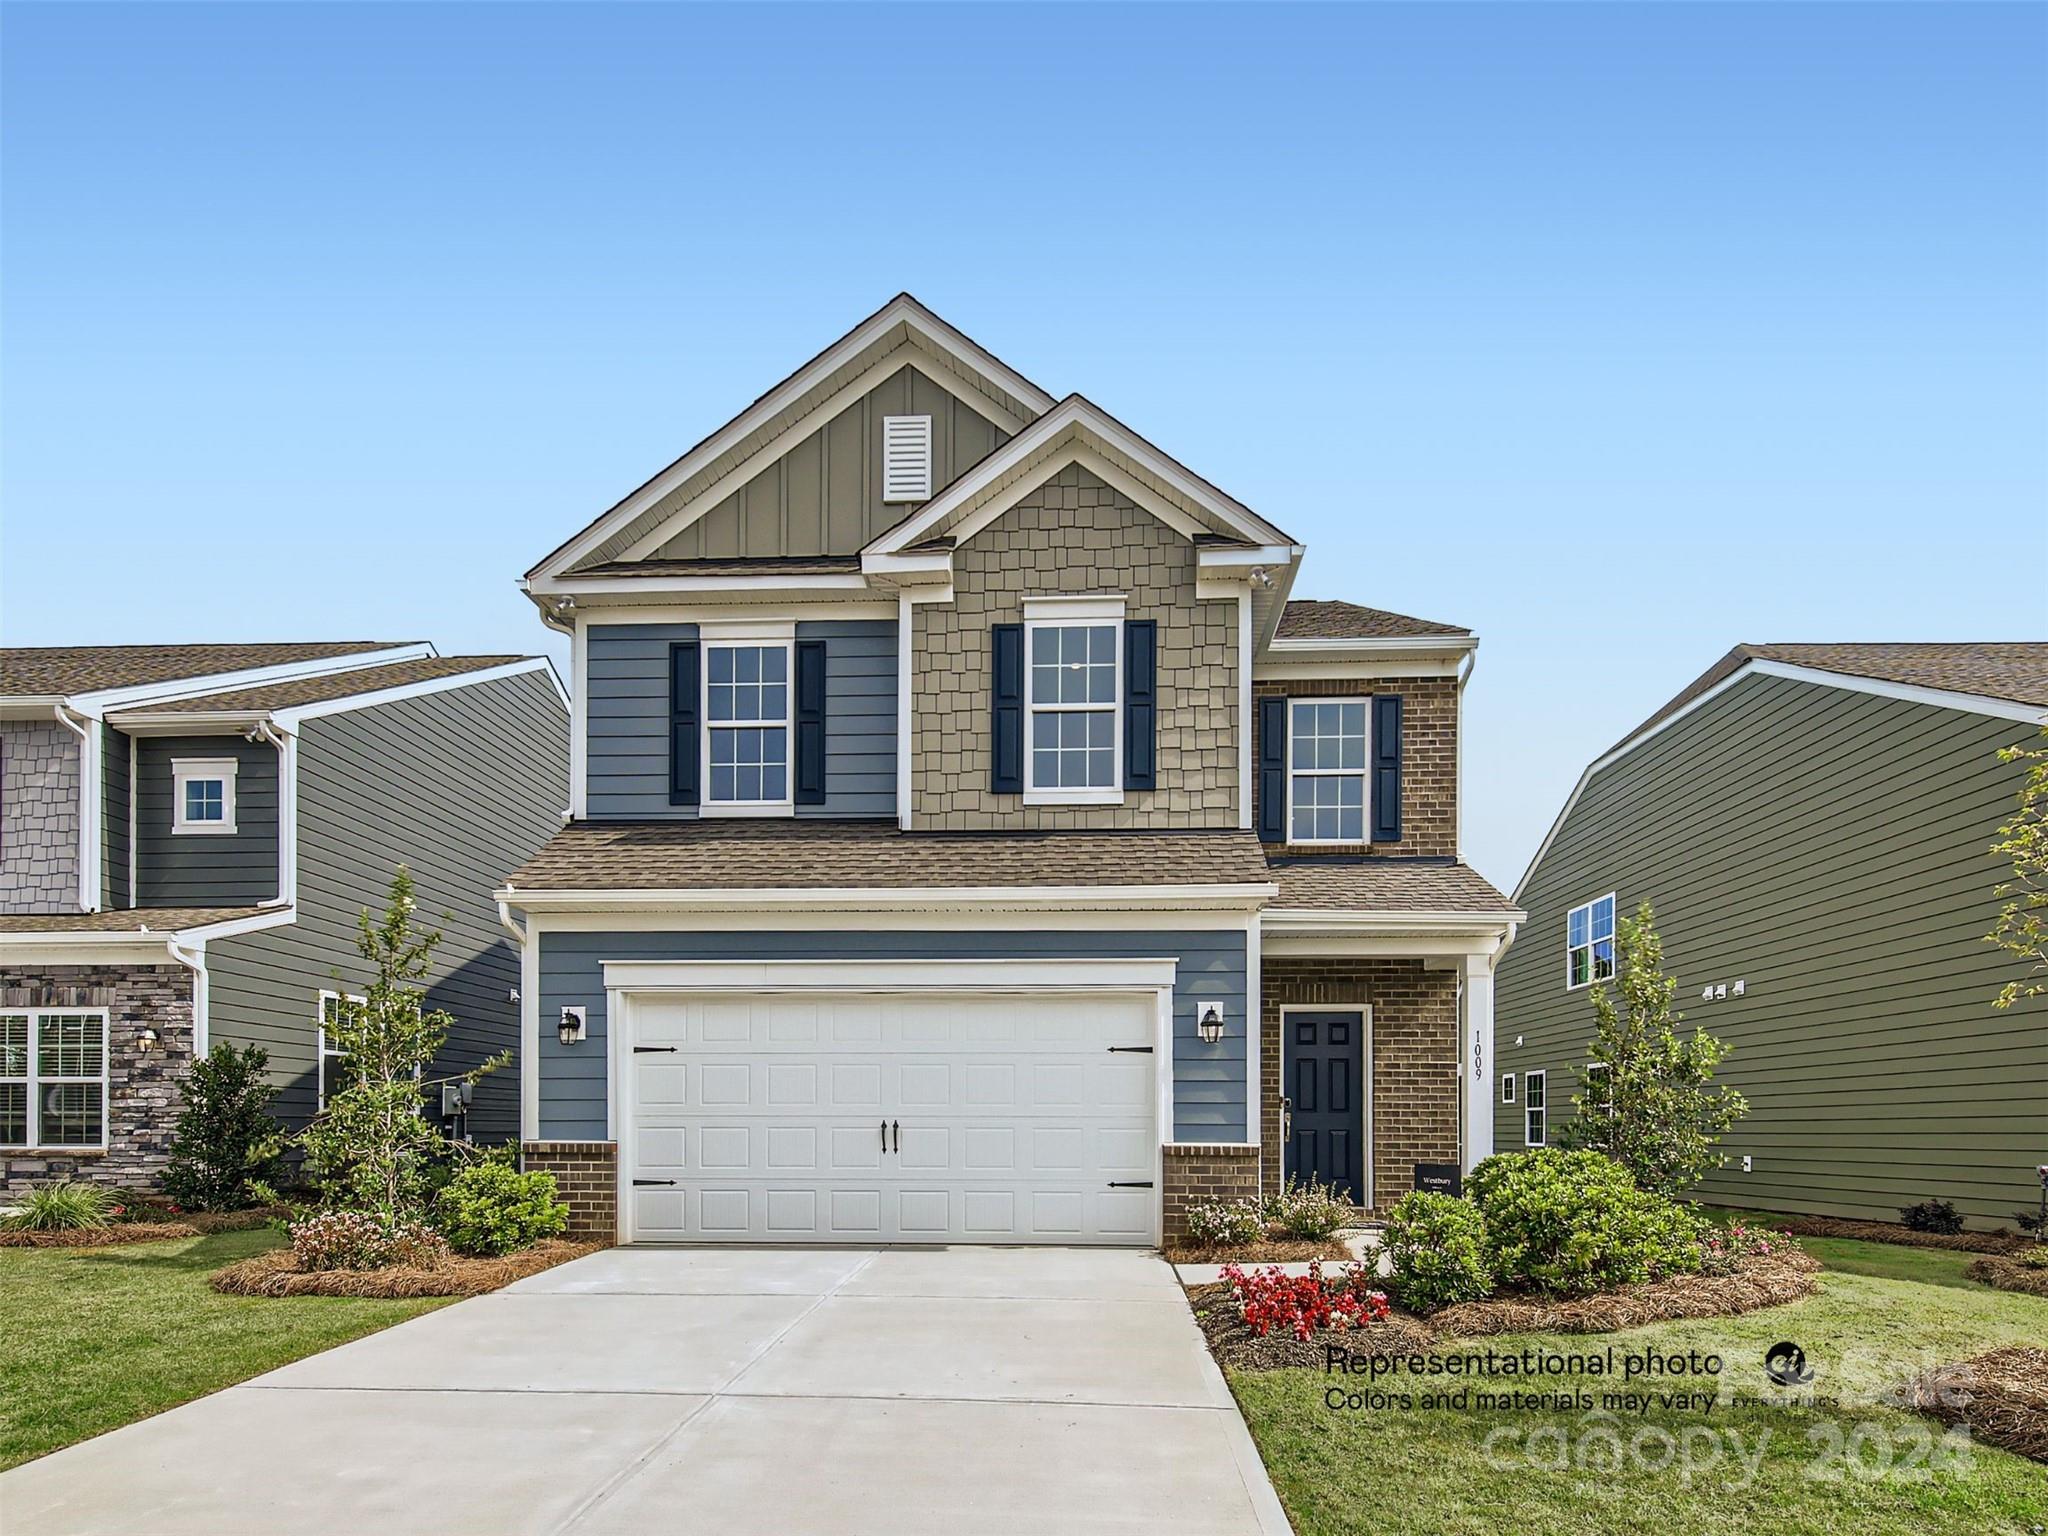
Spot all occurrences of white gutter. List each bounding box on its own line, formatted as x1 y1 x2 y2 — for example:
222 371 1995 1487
165 937 209 1056
496 897 528 950
52 704 101 912
497 881 1281 915
251 721 296 907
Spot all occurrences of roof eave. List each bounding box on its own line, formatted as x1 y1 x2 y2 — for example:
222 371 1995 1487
498 882 1278 914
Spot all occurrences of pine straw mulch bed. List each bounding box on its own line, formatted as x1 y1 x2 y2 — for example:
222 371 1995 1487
208 1238 602 1298
1773 1214 2031 1256
0 1207 283 1248
1164 1237 1365 1266
1187 1282 1439 1371
1963 1255 2048 1298
1427 1247 1823 1337
1903 1348 2048 1465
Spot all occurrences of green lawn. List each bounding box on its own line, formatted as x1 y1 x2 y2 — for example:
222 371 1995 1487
0 1228 450 1471
1227 1250 2048 1536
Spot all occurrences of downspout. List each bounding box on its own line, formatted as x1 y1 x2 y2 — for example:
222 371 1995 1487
53 704 100 912
498 896 539 1147
166 936 208 1057
250 721 296 907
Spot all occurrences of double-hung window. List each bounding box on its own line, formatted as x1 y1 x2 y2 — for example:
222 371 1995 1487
1523 1069 1547 1147
0 1009 109 1149
315 991 364 1111
1288 700 1367 843
1566 893 1617 988
704 642 791 811
1023 599 1122 803
172 757 237 834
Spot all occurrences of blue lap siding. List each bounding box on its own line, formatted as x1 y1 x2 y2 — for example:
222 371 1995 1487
535 928 1248 1143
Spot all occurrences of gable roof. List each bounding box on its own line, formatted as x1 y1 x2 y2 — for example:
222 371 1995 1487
0 643 408 701
861 393 1296 558
1276 600 1469 640
527 294 1058 584
121 655 533 716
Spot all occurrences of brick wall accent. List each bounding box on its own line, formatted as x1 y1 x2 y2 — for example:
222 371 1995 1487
523 1140 617 1242
911 464 1239 829
1261 957 1457 1213
1 964 195 1191
1252 675 1458 857
1161 1141 1261 1241
0 722 81 913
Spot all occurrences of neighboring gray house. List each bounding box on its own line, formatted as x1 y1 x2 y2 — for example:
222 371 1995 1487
505 294 1522 1246
1 643 569 1189
1495 643 2048 1229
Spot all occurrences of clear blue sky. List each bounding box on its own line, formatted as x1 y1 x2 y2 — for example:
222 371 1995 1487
4 3 2043 889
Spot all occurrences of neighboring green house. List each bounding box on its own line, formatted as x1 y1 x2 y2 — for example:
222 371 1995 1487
1495 643 2048 1230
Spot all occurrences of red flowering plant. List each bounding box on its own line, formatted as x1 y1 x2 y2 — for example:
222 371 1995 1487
1699 1220 1782 1277
1219 1259 1392 1340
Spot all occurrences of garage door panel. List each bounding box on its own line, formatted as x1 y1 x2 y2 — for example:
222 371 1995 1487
626 991 1159 1244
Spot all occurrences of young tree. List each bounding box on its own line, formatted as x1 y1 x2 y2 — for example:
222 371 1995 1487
299 867 506 1221
1557 902 1747 1197
162 1043 285 1211
1988 727 2048 1010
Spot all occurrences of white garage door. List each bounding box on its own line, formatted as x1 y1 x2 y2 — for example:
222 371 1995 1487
622 990 1160 1244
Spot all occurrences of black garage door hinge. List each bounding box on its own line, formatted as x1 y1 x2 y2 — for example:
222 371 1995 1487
1107 1181 1155 1189
633 1045 679 1054
633 1178 677 1187
1107 1045 1154 1054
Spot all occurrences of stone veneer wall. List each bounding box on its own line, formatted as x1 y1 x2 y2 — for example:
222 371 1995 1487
1253 674 1458 857
1 964 195 1190
911 464 1239 829
1261 957 1458 1213
0 721 81 913
523 1140 617 1242
1161 1142 1261 1242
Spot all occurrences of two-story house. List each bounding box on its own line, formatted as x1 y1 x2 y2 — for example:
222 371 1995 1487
1496 642 2048 1230
503 296 1521 1246
0 642 569 1189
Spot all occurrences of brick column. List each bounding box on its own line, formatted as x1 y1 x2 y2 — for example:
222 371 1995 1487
1162 1142 1260 1242
522 1140 617 1243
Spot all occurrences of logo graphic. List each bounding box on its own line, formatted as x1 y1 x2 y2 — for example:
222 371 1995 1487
1764 1341 1814 1388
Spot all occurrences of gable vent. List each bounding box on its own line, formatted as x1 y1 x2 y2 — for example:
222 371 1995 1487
882 414 932 502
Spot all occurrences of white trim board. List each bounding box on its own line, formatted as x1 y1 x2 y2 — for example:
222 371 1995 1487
1511 655 2048 903
500 882 1280 915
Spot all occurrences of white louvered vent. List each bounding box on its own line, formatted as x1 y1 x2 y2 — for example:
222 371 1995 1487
882 414 933 502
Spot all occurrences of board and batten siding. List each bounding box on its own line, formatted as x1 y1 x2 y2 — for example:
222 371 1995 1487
102 724 130 910
206 669 569 1141
134 735 279 906
648 365 1008 560
585 620 896 819
1494 671 2046 1227
534 928 1248 1144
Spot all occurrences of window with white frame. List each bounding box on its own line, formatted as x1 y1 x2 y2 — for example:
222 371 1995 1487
704 643 791 808
1500 1072 1516 1105
1566 893 1617 988
316 991 364 1111
0 1009 109 1148
172 757 237 834
1523 1069 1547 1147
1288 700 1368 842
1583 1060 1613 1117
1025 614 1121 798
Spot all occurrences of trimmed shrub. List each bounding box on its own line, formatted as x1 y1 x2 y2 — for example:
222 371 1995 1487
1381 1191 1495 1312
1900 1198 1965 1235
1184 1197 1264 1248
1468 1149 1703 1298
289 1209 449 1271
163 1044 286 1212
433 1162 567 1257
1264 1178 1353 1240
1 1181 116 1231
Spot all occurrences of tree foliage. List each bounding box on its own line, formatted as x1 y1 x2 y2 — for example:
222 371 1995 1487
1988 727 2048 1010
162 1043 284 1211
298 867 506 1221
1555 902 1747 1197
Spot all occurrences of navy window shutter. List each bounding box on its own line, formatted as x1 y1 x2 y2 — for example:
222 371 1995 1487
991 624 1024 794
1371 694 1403 843
1257 696 1288 842
668 641 700 807
1123 620 1157 790
794 640 828 806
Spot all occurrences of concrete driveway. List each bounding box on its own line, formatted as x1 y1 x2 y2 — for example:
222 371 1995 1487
1 1246 1291 1536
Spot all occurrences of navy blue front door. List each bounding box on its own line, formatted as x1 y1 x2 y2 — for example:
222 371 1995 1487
1284 1011 1364 1204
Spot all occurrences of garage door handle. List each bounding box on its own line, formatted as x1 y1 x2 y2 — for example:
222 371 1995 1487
1107 1181 1155 1189
633 1178 677 1187
1107 1046 1154 1054
880 1119 888 1152
633 1046 678 1054
891 1119 900 1153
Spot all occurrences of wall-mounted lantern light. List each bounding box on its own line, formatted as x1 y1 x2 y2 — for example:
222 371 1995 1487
136 1027 160 1053
1197 1003 1225 1046
559 1006 588 1047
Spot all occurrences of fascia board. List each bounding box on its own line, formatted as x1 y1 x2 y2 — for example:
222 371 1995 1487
498 882 1280 914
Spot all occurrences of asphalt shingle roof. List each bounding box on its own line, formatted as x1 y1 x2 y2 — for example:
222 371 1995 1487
1265 858 1521 915
0 906 270 934
132 656 528 715
0 643 408 699
1275 601 1470 640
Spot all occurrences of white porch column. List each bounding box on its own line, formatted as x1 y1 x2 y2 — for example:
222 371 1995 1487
1461 952 1496 1173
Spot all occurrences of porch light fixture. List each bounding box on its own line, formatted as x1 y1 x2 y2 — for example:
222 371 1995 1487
1197 1003 1225 1046
559 1006 588 1046
136 1027 159 1053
